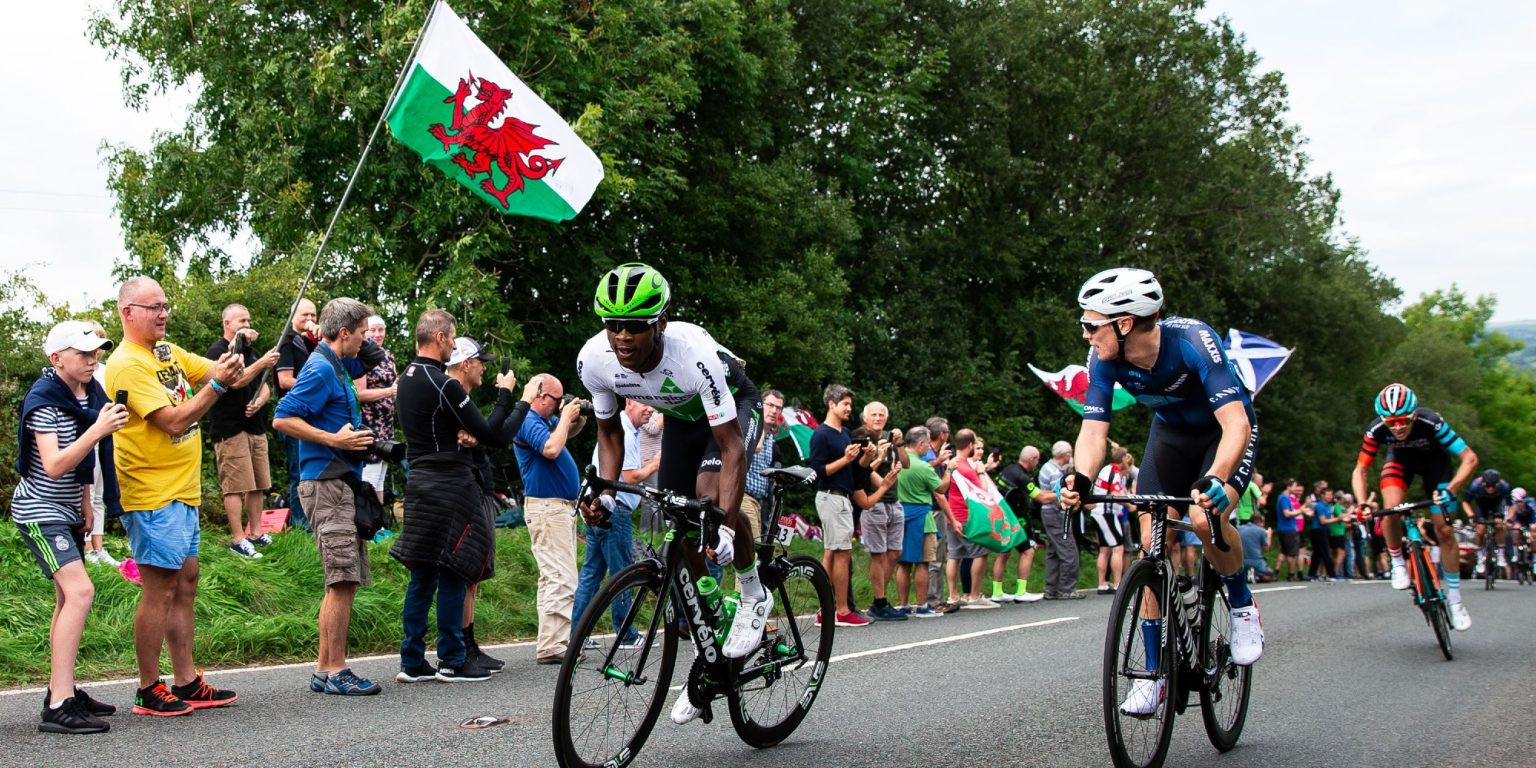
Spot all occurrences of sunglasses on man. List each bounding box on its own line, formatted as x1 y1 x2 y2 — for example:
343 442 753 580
604 317 660 335
1383 415 1415 428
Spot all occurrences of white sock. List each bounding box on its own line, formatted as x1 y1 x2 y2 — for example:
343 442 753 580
49 698 66 710
737 563 766 602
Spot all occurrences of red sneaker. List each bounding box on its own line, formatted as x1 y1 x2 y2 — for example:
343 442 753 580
170 672 238 709
834 610 870 627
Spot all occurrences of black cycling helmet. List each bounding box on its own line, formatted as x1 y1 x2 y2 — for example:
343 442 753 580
1481 468 1501 486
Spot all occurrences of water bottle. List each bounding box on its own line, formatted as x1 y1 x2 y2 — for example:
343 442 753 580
696 577 726 644
1176 576 1199 657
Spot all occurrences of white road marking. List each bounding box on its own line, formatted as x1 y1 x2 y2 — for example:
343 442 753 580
1253 585 1307 594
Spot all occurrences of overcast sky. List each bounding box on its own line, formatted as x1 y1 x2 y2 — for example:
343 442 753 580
2 1 1531 322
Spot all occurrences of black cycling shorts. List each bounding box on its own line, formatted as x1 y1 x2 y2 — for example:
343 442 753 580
1137 419 1258 502
656 353 761 496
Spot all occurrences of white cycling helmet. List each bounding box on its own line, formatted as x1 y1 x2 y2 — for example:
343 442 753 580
1077 268 1164 317
1515 487 1527 502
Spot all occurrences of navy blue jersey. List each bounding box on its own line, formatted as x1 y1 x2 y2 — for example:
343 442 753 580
1084 317 1254 430
1357 408 1467 466
1513 498 1535 526
1463 477 1510 516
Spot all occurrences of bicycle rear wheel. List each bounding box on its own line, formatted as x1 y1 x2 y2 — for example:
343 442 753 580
1485 541 1497 590
1103 558 1178 768
1197 580 1251 752
727 554 836 748
553 561 678 768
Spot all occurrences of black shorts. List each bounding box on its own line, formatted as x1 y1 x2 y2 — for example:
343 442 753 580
1380 450 1453 503
1277 530 1302 557
17 521 85 579
1138 419 1258 501
656 354 761 496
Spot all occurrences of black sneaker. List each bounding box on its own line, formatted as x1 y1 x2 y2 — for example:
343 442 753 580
132 681 192 717
170 672 238 709
396 663 438 683
39 697 110 734
70 688 116 717
436 660 492 682
463 622 504 673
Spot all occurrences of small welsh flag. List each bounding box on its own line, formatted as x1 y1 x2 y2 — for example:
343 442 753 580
1028 363 1136 415
386 1 603 221
773 406 820 462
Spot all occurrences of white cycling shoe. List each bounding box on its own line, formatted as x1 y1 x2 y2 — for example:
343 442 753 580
1450 602 1472 631
722 592 773 659
1390 564 1410 590
1229 604 1264 666
1119 678 1165 717
670 689 704 725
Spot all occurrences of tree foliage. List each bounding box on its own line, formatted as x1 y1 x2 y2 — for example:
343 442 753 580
23 0 1517 502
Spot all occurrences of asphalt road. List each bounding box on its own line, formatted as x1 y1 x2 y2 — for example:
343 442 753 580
3 578 1533 768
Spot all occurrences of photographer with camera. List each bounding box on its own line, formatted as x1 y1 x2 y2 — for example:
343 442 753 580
272 297 382 696
512 373 588 664
207 304 281 559
391 311 529 683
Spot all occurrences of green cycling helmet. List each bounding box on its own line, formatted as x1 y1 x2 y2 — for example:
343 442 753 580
593 263 670 318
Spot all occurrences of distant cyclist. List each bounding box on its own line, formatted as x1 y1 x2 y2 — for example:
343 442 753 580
575 263 766 726
1511 487 1535 529
1057 267 1264 717
1349 383 1478 630
1462 469 1510 576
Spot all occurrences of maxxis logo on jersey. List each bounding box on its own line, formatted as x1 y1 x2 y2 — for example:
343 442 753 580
1197 328 1223 364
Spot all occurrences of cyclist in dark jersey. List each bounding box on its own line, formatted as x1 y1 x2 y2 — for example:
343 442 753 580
1349 382 1478 630
576 264 765 726
1057 267 1263 716
1462 469 1511 577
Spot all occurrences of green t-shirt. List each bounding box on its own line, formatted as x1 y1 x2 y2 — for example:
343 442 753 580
1234 483 1262 522
897 450 941 505
1328 503 1348 536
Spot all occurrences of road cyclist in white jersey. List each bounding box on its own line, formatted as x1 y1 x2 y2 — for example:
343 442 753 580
576 263 767 726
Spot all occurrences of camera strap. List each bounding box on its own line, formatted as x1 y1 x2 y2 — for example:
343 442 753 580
313 342 362 429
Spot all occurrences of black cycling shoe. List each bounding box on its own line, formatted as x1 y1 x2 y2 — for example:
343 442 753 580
39 698 110 734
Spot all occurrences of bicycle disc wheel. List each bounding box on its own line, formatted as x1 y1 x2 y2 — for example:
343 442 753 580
1103 558 1178 768
727 554 836 748
553 562 678 768
1197 581 1251 752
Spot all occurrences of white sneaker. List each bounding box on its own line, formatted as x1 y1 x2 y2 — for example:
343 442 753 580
992 592 1017 604
670 689 703 725
1014 591 1045 603
961 597 1000 610
1390 564 1410 590
1475 555 1486 575
96 550 121 567
1229 604 1264 665
722 592 773 659
83 550 103 566
1450 602 1471 631
1119 678 1165 716
1497 553 1508 568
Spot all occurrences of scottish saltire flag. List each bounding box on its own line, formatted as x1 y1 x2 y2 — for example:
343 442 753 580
1224 329 1293 395
773 407 820 461
1028 363 1135 415
386 1 603 221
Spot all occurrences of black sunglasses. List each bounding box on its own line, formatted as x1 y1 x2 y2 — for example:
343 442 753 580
604 317 659 335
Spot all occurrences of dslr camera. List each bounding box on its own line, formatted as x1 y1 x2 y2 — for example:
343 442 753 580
561 393 595 417
345 434 406 465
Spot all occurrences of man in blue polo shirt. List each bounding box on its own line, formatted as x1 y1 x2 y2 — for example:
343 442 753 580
1274 478 1305 581
512 374 587 664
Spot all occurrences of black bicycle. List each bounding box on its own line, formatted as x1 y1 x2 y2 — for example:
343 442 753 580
1091 494 1251 768
1475 515 1504 590
552 465 834 768
1376 500 1453 660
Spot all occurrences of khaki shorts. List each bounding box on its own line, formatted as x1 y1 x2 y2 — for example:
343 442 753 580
299 478 370 587
861 500 904 554
923 532 938 563
741 495 764 543
816 491 855 551
214 432 271 495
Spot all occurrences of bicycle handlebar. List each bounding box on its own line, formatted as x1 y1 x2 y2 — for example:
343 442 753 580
1371 500 1442 517
581 465 727 536
1083 494 1231 552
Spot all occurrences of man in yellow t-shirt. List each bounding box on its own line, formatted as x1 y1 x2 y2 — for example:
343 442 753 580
104 277 243 717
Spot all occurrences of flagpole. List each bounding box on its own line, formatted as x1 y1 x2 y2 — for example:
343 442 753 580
276 0 440 346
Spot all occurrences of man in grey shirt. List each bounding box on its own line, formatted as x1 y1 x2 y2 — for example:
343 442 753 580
1038 441 1083 599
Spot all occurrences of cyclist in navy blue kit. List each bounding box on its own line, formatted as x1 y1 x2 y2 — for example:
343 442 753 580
1462 469 1511 577
1349 382 1478 630
1057 268 1263 717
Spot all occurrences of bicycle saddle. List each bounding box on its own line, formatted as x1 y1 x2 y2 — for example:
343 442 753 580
761 466 817 486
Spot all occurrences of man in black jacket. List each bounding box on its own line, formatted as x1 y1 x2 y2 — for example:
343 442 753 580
391 309 527 683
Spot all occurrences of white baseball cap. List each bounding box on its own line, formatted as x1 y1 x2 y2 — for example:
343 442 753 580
447 337 497 367
44 320 114 356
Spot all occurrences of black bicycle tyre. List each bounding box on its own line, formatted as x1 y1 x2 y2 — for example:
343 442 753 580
1410 547 1453 661
1103 558 1178 768
727 554 837 748
1485 539 1497 590
1197 579 1251 752
553 561 678 768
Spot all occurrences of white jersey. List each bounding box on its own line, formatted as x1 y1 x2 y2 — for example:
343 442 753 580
577 322 737 426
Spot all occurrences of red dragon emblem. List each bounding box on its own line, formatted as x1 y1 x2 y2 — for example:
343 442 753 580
428 73 563 209
1049 370 1091 406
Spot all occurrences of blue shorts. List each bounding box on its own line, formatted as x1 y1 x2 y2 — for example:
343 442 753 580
1179 530 1202 547
122 500 201 570
899 503 931 564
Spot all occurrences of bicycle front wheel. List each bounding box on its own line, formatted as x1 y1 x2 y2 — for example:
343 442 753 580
1103 558 1178 768
553 561 679 768
1408 547 1453 661
1197 580 1251 752
727 554 836 748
